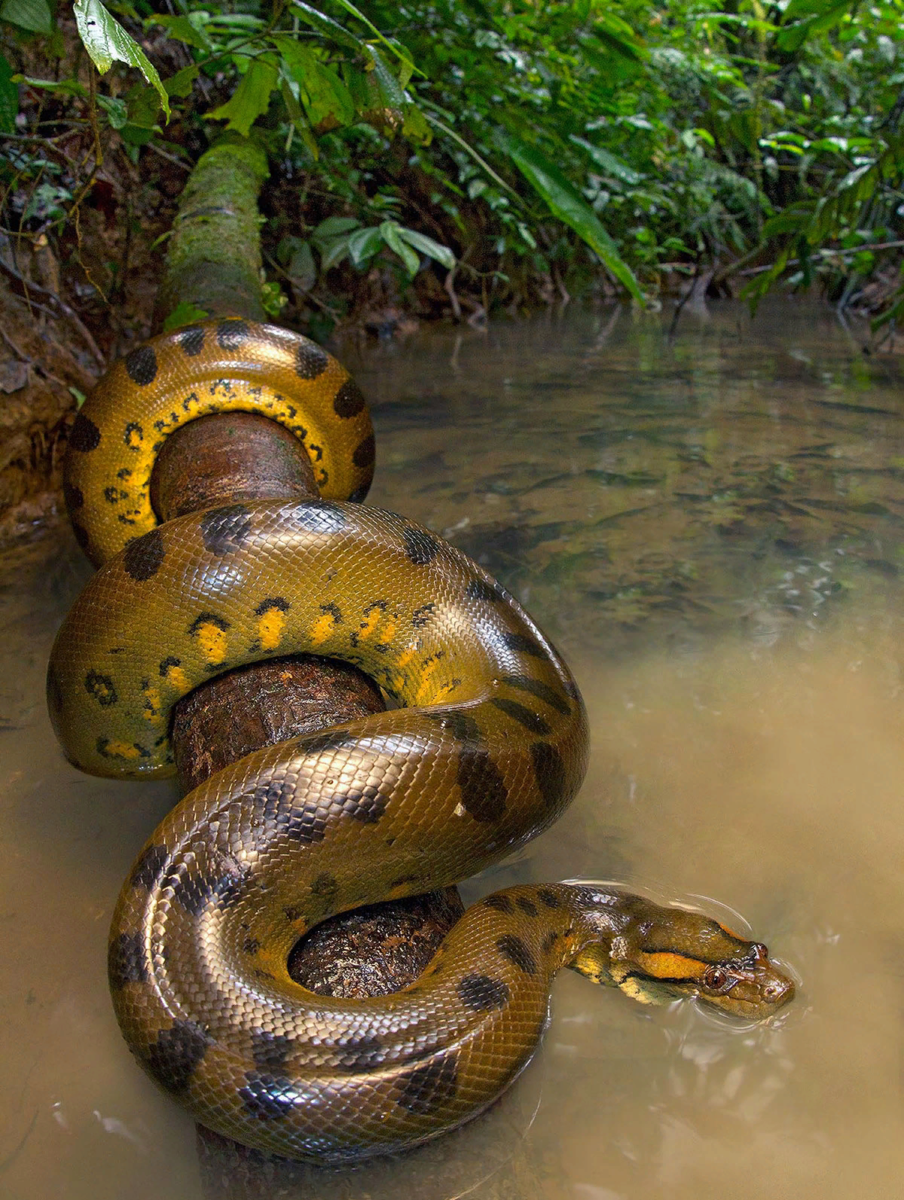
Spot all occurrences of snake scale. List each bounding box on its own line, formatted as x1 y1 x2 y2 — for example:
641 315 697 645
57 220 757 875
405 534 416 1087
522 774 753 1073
47 318 794 1162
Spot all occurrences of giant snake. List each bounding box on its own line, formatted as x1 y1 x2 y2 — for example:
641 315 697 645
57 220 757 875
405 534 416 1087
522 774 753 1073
47 318 794 1161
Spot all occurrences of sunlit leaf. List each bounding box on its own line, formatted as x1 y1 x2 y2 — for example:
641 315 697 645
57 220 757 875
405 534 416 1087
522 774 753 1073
73 0 170 119
207 57 277 137
397 226 456 269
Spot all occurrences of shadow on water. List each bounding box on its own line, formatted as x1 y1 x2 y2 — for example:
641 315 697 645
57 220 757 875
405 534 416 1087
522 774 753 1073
2 300 903 1199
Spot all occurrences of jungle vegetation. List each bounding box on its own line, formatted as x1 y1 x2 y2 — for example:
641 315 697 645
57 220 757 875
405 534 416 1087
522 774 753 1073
1 0 903 332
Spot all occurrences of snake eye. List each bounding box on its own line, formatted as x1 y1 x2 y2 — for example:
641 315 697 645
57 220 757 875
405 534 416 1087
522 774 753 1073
703 966 737 993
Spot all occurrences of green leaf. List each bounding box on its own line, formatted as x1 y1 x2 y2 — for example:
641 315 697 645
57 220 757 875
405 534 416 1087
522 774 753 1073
163 301 209 333
313 216 359 245
73 0 170 119
570 136 643 185
96 93 128 129
164 63 200 99
0 52 17 133
347 225 384 267
327 0 418 76
13 73 89 99
150 14 212 52
396 226 455 269
279 75 319 158
381 221 420 276
289 1 363 51
274 37 355 127
1 0 50 33
207 57 277 137
501 134 643 302
364 44 404 112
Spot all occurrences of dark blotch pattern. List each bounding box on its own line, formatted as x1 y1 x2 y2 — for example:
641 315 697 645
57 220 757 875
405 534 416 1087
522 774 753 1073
251 1030 293 1073
403 526 440 565
71 522 90 553
334 1035 385 1073
239 1072 296 1120
124 344 158 386
188 611 229 636
394 1053 459 1115
337 786 388 824
84 670 117 707
108 932 147 988
199 504 252 556
123 528 165 581
537 887 561 909
490 697 551 736
497 933 538 975
352 433 375 469
217 319 250 349
130 843 168 889
517 896 539 917
63 482 84 511
465 578 503 603
144 1020 210 1094
179 326 205 356
255 596 290 615
457 746 507 822
348 483 370 503
457 974 510 1011
501 673 570 715
503 632 546 658
69 412 101 452
296 341 329 379
300 729 355 755
483 893 514 914
310 872 339 897
530 741 567 809
333 378 366 418
292 500 347 534
425 709 482 744
253 780 328 845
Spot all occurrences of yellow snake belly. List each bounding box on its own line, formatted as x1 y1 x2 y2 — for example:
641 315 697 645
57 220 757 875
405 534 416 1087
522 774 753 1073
47 318 793 1162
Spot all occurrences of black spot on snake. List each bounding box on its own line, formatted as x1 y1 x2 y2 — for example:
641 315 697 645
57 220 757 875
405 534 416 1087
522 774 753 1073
124 344 158 386
348 483 369 503
103 485 125 504
457 746 507 822
424 709 482 744
537 887 561 909
63 482 84 511
530 741 567 809
333 379 366 418
84 670 117 707
179 326 205 356
71 522 90 553
394 1053 459 1115
255 596 290 615
295 341 329 379
465 578 503 603
217 319 250 349
483 893 514 914
310 872 339 897
144 1020 210 1094
239 1072 296 1120
291 500 347 534
517 896 539 917
123 420 143 448
411 602 435 628
108 932 147 988
542 930 559 956
130 843 168 889
403 527 440 565
501 673 571 715
497 933 538 975
352 433 375 469
68 412 101 452
337 786 388 824
252 1030 294 1073
158 655 181 678
334 1035 385 1073
199 503 252 555
169 857 249 916
502 632 546 658
242 937 260 955
457 974 511 1011
256 783 327 845
123 528 165 582
490 697 551 735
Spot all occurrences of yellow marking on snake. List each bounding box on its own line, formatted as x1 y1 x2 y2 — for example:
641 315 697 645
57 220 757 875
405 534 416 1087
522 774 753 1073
49 318 795 1163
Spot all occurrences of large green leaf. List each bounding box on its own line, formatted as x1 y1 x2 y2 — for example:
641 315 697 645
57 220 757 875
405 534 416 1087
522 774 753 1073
274 37 355 127
289 1 364 51
397 227 456 270
73 0 169 119
0 0 51 33
501 134 643 301
207 57 277 138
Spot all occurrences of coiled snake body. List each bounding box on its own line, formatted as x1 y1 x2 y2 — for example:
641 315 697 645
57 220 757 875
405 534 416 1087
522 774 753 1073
48 319 793 1161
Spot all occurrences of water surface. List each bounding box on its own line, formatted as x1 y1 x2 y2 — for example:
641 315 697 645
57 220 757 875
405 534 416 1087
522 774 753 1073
2 301 902 1198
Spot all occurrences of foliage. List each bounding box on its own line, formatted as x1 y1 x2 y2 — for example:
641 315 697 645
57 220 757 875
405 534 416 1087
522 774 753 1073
2 0 904 323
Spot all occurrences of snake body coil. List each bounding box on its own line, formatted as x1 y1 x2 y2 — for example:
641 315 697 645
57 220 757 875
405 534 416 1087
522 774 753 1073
48 319 794 1161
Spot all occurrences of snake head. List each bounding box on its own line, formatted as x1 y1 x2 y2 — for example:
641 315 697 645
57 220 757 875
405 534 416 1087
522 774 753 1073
605 903 795 1021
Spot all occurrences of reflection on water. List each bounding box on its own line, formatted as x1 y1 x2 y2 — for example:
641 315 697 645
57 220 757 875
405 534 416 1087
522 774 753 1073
2 302 903 1198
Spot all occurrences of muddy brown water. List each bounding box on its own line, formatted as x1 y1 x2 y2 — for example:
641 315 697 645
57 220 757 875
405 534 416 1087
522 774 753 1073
2 301 903 1198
